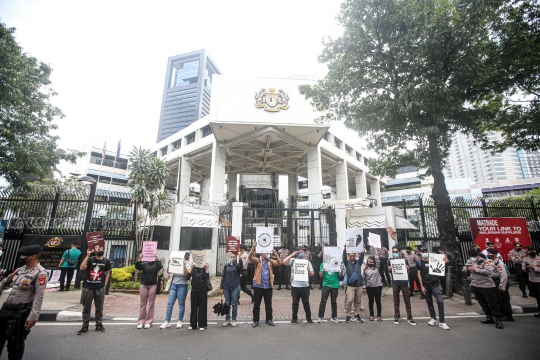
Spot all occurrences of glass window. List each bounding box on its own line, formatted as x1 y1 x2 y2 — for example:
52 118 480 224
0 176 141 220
186 132 196 145
202 125 213 138
204 64 216 90
170 59 200 88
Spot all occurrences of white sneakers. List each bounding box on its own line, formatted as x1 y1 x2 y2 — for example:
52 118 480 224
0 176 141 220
176 322 183 329
231 321 237 327
317 317 323 324
160 321 171 329
428 318 438 326
199 327 205 331
137 324 143 329
222 321 230 327
144 324 151 329
439 322 450 330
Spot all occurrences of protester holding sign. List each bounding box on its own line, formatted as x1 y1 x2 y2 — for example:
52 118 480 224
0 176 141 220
58 242 81 292
283 248 315 324
342 243 364 323
388 247 415 325
220 252 243 327
135 252 163 329
317 263 343 323
417 247 449 330
185 262 210 331
363 256 383 322
160 252 190 329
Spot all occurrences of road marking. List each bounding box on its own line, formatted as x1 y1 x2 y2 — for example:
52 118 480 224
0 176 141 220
36 322 219 326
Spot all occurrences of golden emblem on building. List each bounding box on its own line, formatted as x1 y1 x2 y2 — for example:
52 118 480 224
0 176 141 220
45 236 63 248
254 87 289 112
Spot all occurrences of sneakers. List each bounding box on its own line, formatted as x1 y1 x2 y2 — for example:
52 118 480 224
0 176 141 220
277 285 282 290
407 319 416 326
439 322 450 330
346 316 351 323
188 326 194 330
160 321 171 329
317 317 322 324
231 321 237 327
306 318 314 324
428 318 438 326
137 324 143 329
252 321 259 327
95 324 105 332
355 314 364 323
360 306 365 310
222 321 230 327
199 327 205 331
176 322 183 329
331 317 340 323
394 318 399 324
266 320 275 326
291 319 298 325
144 324 151 329
77 326 88 335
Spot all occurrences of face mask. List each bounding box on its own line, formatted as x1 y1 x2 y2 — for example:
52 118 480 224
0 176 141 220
230 258 237 265
96 251 104 257
368 263 375 267
530 252 537 257
282 246 286 248
297 253 305 259
393 253 399 258
421 253 429 259
470 257 477 262
515 248 521 251
16 257 29 268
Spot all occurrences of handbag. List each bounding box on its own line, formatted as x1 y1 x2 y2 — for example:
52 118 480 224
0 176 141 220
156 271 164 295
67 250 77 266
205 276 213 292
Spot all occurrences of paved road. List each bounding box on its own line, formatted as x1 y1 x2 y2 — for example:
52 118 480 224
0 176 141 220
4 315 538 360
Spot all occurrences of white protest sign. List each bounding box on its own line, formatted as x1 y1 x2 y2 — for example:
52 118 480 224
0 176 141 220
390 258 408 281
293 259 309 282
256 227 274 253
368 233 381 249
191 250 206 268
49 270 61 284
345 228 364 253
169 251 188 274
323 246 341 272
428 253 446 276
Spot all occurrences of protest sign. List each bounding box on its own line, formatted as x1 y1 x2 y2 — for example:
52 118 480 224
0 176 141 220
191 250 206 268
323 246 341 272
86 231 105 254
345 228 364 253
169 251 188 274
255 227 274 253
429 253 446 276
293 259 309 282
368 233 381 249
226 236 240 255
389 258 408 281
142 241 157 261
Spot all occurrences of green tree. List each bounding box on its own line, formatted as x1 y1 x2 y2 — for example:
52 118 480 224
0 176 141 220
299 0 533 291
0 23 82 187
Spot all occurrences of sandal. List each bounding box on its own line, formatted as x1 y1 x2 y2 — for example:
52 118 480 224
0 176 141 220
369 317 374 321
377 317 382 322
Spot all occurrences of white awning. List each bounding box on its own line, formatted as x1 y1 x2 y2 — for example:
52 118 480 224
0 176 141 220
348 215 386 229
395 216 418 230
182 214 218 228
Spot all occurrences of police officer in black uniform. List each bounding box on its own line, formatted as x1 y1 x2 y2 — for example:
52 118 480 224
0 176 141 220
0 245 48 359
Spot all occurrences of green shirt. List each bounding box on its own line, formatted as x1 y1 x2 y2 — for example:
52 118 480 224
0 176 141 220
60 248 81 269
319 263 340 288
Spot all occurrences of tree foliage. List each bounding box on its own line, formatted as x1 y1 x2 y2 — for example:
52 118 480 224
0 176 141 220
0 23 83 187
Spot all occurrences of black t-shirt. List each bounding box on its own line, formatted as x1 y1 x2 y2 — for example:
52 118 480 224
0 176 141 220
83 256 112 290
418 259 439 287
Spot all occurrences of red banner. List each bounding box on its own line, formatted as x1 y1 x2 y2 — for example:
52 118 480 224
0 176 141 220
226 236 240 255
469 217 532 261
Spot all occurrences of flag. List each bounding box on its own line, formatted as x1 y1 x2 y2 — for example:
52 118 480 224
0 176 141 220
116 139 121 159
102 141 107 159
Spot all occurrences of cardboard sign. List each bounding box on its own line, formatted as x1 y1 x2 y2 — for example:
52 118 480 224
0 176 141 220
469 217 532 262
142 241 158 261
226 236 240 255
323 246 341 272
86 231 105 254
191 250 206 268
292 259 309 282
255 227 274 254
368 233 381 249
428 253 446 276
389 258 408 281
49 270 61 284
345 228 364 253
169 251 188 274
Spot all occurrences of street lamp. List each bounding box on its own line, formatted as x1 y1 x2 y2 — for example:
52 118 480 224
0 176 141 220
74 176 97 289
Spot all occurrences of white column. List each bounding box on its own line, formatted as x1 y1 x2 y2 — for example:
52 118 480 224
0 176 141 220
370 179 382 207
178 157 192 200
232 202 244 237
209 141 226 203
355 171 368 198
170 156 191 252
288 173 298 204
335 160 349 200
228 173 238 201
335 204 346 248
307 146 322 203
200 178 210 202
209 229 217 276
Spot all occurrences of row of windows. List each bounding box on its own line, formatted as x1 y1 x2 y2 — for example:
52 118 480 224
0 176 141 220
322 132 368 166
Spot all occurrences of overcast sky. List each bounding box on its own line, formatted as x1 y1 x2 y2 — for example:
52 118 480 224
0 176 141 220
1 0 346 166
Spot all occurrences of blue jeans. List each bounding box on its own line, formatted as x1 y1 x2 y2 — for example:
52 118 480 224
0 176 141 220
223 285 241 321
166 283 188 322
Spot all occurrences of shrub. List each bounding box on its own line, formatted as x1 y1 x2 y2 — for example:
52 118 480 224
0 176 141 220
111 268 132 282
122 265 136 274
113 281 140 289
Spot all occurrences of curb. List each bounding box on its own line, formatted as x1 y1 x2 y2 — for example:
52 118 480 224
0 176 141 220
515 305 539 314
55 310 113 322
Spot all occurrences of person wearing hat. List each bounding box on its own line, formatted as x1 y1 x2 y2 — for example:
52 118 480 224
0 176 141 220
522 246 540 317
508 243 528 298
472 244 487 259
486 248 514 322
0 245 48 359
277 243 291 290
482 242 502 260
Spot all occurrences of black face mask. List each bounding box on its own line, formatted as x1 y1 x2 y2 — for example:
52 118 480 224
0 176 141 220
530 252 537 257
515 248 521 251
96 251 105 257
16 257 28 268
368 263 375 267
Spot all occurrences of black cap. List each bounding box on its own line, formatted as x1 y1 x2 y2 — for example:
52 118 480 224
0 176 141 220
19 245 43 256
514 243 522 247
468 249 479 257
419 247 428 252
486 248 499 255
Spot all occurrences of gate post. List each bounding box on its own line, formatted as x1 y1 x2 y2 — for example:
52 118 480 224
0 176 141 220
287 207 293 250
335 204 346 248
231 202 243 239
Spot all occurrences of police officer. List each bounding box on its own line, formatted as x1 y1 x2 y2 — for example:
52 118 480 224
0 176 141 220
486 248 514 322
0 245 48 359
405 246 420 297
508 243 528 298
522 246 540 317
463 249 503 329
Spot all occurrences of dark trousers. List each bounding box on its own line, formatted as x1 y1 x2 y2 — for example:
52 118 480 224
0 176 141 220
530 282 540 309
379 258 391 285
474 286 502 319
59 268 75 291
493 278 513 317
366 286 382 317
0 306 31 360
82 287 105 327
318 286 338 318
514 265 527 292
240 269 253 296
424 284 445 323
393 284 413 319
277 265 290 286
291 286 311 321
189 290 208 329
247 263 255 287
252 287 273 322
440 265 449 294
409 267 420 293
